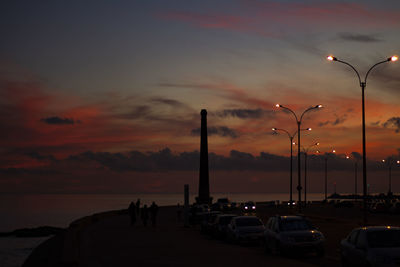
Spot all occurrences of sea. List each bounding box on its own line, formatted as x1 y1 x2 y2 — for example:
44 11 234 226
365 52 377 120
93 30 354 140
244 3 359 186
0 193 325 267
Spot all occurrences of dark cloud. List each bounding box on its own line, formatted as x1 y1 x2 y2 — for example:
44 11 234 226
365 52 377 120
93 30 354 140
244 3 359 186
318 114 347 127
116 105 151 120
150 97 187 108
26 151 56 162
40 117 76 125
191 126 238 138
383 117 400 133
215 108 273 119
59 148 385 172
338 33 382 43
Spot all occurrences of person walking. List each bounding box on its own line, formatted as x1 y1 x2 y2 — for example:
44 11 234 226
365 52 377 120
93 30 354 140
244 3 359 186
128 202 136 226
149 201 159 227
136 198 141 218
141 204 149 227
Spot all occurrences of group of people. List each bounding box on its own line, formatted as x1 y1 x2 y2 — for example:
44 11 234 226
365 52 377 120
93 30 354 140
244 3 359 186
128 198 159 227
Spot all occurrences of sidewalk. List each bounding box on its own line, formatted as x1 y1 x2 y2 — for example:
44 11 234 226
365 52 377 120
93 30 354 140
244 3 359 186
25 207 339 266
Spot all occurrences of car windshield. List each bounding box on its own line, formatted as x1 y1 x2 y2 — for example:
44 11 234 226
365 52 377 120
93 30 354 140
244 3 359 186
367 230 400 248
219 216 235 225
280 219 313 231
236 218 262 227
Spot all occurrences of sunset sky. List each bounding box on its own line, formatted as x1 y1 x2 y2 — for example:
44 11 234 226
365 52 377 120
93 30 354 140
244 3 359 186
1 0 400 195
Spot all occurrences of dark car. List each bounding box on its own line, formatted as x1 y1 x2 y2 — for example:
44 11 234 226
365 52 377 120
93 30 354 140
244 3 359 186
227 216 265 244
242 201 256 213
264 215 325 257
341 226 400 267
212 214 237 239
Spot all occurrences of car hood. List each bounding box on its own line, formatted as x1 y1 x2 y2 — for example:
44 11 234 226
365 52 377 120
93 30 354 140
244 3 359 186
238 225 265 233
280 230 323 237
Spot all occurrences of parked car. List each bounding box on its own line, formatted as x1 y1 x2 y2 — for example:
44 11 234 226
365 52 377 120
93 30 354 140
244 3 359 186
341 226 400 267
242 201 256 213
264 215 325 257
227 216 264 244
216 198 231 211
370 202 389 214
212 214 237 239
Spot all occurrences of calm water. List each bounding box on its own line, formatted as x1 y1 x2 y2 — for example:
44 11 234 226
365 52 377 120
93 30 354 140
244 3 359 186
0 193 326 232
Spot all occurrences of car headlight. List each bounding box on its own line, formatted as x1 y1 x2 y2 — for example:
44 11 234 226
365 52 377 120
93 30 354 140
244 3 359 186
312 233 323 241
244 206 248 210
252 206 256 209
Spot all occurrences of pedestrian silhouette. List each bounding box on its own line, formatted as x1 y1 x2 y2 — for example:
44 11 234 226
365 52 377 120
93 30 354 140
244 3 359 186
141 204 149 227
149 201 159 227
136 198 141 217
128 202 136 226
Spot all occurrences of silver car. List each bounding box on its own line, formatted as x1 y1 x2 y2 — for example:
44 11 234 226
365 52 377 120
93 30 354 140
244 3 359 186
227 216 265 244
263 215 325 256
341 226 400 267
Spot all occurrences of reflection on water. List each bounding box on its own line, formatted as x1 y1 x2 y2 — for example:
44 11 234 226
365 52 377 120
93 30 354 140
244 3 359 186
0 193 326 232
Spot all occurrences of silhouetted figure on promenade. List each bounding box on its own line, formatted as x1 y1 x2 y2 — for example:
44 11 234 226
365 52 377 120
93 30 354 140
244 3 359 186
150 201 159 227
136 198 141 217
128 202 136 225
141 204 149 226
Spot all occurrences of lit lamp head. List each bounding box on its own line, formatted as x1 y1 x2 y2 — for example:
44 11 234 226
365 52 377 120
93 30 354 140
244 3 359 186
272 128 277 131
317 104 323 108
389 55 398 62
275 103 282 108
332 149 336 153
397 160 400 164
382 159 386 163
327 55 337 61
307 128 312 131
346 155 350 159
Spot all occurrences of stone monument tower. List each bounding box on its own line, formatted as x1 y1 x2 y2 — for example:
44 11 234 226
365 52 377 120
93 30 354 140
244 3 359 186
196 109 212 204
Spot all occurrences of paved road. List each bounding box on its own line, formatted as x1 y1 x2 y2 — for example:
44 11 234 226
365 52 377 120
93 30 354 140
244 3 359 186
75 207 340 267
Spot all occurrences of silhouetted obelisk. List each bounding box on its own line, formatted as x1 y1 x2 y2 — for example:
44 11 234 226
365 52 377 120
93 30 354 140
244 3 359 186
196 109 212 204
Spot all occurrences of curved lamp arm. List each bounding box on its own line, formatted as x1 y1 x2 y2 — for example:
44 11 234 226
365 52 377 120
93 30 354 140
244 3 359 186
365 59 390 84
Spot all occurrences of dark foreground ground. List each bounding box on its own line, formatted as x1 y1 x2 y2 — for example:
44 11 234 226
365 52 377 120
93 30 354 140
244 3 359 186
23 203 400 267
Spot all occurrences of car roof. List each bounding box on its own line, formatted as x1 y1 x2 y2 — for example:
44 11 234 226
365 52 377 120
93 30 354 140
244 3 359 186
357 226 400 232
276 215 306 220
234 216 259 220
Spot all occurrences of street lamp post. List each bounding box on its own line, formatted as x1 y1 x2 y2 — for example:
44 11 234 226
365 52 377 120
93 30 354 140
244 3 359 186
317 149 336 201
382 158 400 195
327 54 398 224
275 104 323 210
272 127 311 206
346 155 360 200
301 142 319 206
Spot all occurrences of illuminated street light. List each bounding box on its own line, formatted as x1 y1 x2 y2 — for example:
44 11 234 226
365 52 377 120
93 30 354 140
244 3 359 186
381 158 400 195
346 154 360 200
272 127 311 206
316 149 336 201
326 54 397 225
275 104 322 210
297 142 319 206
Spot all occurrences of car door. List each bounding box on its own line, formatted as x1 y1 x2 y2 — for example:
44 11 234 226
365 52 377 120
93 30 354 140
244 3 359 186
342 230 359 266
352 231 368 267
264 218 275 249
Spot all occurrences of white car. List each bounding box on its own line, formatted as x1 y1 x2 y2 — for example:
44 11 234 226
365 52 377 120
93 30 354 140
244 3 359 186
227 216 265 244
341 226 400 267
